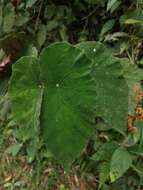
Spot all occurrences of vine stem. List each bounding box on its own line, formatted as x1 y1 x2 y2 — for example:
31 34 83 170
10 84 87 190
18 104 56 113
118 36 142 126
82 6 99 21
126 51 135 65
35 0 44 31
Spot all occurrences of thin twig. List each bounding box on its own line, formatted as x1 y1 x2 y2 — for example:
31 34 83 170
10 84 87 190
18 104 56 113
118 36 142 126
35 0 44 31
82 6 99 21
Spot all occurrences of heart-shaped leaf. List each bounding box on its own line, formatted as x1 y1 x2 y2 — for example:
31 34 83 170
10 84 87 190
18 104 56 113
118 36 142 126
40 42 96 169
9 42 96 169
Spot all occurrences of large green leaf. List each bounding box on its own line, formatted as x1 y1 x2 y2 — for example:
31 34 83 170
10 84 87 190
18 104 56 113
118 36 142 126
40 42 95 169
76 42 128 133
9 42 96 169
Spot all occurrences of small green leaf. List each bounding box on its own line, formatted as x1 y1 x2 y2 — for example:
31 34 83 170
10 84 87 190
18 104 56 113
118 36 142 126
92 142 118 161
0 49 5 60
3 3 15 33
59 25 68 41
4 183 12 188
110 147 132 182
120 9 143 26
6 143 23 156
44 5 56 19
107 0 118 11
139 59 143 65
26 140 37 163
15 11 30 26
47 20 58 32
99 162 110 188
26 0 38 8
100 19 115 36
125 18 142 25
59 184 68 190
37 24 47 48
26 46 38 58
110 0 121 13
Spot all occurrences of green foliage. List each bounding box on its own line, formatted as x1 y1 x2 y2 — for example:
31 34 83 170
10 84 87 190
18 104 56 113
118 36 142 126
26 0 38 8
100 19 115 38
99 162 110 188
3 3 15 33
37 24 47 48
7 39 143 188
110 147 132 182
8 42 96 169
6 142 23 156
77 42 128 133
0 77 9 96
0 0 143 189
92 142 118 162
107 0 119 12
9 56 42 139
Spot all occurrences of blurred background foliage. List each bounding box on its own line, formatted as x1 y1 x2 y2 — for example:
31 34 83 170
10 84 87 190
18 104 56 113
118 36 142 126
0 0 143 57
